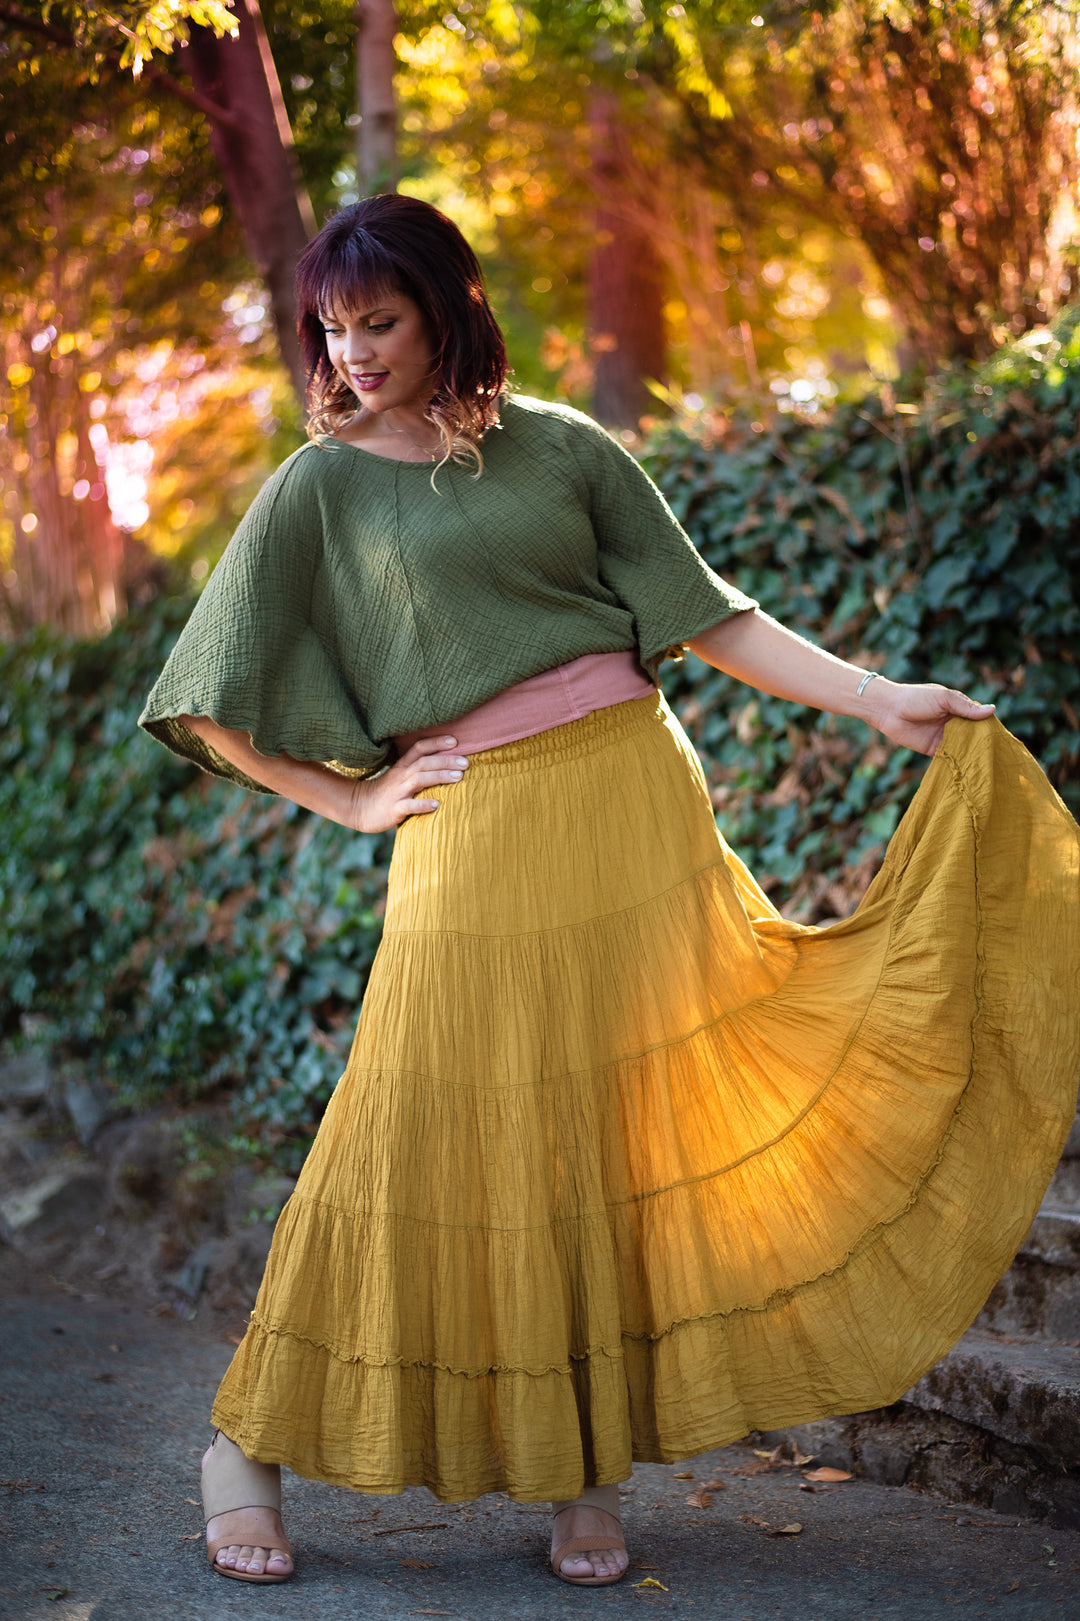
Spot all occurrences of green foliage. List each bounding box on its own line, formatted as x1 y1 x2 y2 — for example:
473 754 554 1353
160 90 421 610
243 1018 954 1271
35 2 238 77
649 311 1080 917
0 593 390 1170
2 315 1078 1166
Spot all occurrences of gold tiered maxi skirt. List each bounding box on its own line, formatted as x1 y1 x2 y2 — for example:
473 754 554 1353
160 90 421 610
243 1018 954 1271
212 693 1080 1502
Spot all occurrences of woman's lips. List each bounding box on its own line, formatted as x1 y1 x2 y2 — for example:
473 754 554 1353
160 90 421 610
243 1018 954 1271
353 371 389 393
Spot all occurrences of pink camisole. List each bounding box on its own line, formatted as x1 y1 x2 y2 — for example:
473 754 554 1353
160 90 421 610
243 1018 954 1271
394 649 657 755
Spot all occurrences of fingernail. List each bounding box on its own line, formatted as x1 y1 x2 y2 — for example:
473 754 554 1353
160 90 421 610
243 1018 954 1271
449 770 463 780
454 757 468 767
442 736 455 745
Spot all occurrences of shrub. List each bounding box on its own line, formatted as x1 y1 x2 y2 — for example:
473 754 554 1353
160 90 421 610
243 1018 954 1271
0 598 391 1172
650 312 1080 918
2 315 1077 1162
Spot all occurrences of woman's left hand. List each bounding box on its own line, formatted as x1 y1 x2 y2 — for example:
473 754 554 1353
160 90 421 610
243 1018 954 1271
866 679 996 756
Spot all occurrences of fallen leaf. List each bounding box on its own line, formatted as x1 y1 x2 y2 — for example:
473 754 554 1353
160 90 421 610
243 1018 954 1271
632 1577 669 1589
799 1484 817 1493
738 1514 771 1527
673 1471 694 1479
408 1612 457 1617
400 1559 435 1569
803 1467 852 1483
752 1449 774 1460
792 1447 816 1466
178 1533 201 1541
629 1562 659 1570
685 1490 713 1509
702 1476 726 1490
183 1498 201 1507
1004 1579 1020 1593
41 1592 69 1602
769 1523 803 1537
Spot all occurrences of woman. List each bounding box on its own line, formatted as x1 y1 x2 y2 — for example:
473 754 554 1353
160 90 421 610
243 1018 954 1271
140 195 1080 1589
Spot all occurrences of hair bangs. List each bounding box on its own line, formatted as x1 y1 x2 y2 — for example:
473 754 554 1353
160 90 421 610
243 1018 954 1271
302 234 405 326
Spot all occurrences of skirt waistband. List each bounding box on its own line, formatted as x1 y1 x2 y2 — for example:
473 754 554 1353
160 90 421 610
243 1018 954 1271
455 689 668 776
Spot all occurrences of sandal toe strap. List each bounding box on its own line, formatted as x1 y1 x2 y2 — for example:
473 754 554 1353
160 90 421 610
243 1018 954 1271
207 1528 293 1563
551 1532 626 1572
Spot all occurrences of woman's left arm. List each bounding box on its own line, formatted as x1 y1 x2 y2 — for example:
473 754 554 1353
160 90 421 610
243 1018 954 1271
689 609 995 758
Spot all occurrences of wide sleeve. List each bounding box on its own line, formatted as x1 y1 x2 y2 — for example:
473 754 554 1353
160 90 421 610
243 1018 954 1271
566 414 757 675
138 448 388 793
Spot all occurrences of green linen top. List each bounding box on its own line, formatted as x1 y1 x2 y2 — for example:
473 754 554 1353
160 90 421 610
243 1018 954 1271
139 393 757 792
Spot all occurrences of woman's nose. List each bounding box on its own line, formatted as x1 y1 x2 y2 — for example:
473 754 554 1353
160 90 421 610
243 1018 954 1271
343 328 374 364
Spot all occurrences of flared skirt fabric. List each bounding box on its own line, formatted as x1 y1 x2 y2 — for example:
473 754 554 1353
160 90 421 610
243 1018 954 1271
212 694 1080 1502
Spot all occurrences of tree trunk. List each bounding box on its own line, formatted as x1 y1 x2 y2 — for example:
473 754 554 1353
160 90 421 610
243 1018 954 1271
182 0 316 400
588 92 667 428
1 190 127 638
6 355 125 637
354 0 398 195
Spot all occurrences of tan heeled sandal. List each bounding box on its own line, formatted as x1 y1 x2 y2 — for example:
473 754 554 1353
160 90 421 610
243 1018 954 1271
201 1429 294 1584
550 1501 627 1587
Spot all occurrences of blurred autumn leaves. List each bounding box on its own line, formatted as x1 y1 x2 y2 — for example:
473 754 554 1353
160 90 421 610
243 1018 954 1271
1 0 1078 632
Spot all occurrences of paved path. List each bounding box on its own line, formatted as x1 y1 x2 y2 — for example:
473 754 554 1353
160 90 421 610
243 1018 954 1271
2 1280 1079 1620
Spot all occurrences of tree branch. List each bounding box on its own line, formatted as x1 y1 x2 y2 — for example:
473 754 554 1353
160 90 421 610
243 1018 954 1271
0 2 242 130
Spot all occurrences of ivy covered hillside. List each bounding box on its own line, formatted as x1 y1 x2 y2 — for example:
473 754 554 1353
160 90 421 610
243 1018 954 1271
3 317 1079 1167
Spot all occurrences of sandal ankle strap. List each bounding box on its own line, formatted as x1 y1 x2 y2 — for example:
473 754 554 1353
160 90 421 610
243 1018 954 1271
202 1431 282 1521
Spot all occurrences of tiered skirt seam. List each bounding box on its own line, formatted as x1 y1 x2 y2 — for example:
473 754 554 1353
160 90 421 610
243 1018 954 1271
246 1314 625 1377
384 851 735 943
281 1050 980 1356
335 906 900 1189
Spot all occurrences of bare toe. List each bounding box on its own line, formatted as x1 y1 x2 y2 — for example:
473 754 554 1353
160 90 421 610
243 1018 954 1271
551 1502 628 1583
206 1507 293 1579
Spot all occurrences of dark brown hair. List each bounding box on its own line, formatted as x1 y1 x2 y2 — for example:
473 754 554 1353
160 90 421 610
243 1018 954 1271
296 195 508 468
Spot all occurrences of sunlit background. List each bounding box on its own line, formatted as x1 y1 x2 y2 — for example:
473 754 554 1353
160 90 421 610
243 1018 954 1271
5 1 1078 638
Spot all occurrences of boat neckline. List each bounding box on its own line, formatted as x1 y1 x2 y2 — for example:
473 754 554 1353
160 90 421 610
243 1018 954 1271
316 434 450 466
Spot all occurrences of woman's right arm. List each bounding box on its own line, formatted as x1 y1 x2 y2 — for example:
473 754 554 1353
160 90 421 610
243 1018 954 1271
178 715 470 833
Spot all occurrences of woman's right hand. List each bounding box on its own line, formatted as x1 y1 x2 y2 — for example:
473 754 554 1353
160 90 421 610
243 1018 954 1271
345 736 470 833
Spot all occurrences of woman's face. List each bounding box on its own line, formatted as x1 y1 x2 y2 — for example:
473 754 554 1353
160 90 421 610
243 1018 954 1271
320 290 438 416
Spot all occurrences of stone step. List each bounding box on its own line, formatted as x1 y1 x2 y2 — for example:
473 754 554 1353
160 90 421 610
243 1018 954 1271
966 1119 1080 1341
977 1208 1080 1340
907 1329 1080 1468
760 1328 1080 1528
1043 1154 1080 1215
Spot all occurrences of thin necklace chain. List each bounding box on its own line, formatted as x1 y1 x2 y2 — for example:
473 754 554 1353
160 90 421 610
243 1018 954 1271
355 411 441 460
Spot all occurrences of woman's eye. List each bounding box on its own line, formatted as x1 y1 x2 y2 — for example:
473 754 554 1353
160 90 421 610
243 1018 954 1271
369 321 394 334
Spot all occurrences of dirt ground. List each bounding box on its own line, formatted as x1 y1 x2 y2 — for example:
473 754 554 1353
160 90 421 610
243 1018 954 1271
2 1247 1079 1621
